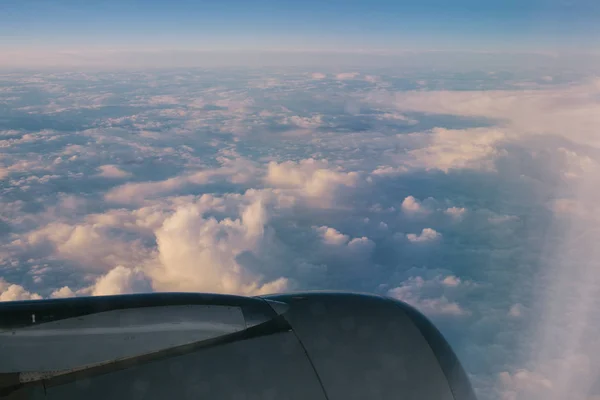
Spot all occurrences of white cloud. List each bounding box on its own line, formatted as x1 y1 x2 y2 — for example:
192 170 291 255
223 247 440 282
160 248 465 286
265 158 359 206
407 127 506 172
23 222 152 272
147 95 179 105
50 286 76 298
368 80 600 146
442 275 461 287
347 236 375 254
148 196 290 295
488 214 519 224
314 226 350 245
311 72 327 80
376 112 417 124
499 353 598 400
106 155 257 204
285 115 323 128
499 369 554 400
335 72 360 80
364 75 380 83
0 278 41 301
6 69 600 400
401 196 428 214
387 275 470 317
445 206 467 219
96 164 132 179
406 228 441 243
371 165 410 176
91 266 152 296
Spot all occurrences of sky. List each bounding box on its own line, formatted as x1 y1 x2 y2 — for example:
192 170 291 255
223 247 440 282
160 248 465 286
2 1 600 400
1 0 600 68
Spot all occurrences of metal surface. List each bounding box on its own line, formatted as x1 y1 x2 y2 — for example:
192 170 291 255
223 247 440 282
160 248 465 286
44 331 328 400
265 292 461 400
0 292 270 330
0 291 477 400
391 298 478 400
0 305 245 372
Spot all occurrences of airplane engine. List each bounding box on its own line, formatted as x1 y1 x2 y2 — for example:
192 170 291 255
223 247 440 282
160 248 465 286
0 292 477 400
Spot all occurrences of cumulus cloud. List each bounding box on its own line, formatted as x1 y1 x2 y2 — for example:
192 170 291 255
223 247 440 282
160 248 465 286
367 79 600 146
445 206 467 219
311 72 327 80
408 127 506 172
335 72 360 80
90 266 152 296
498 353 599 400
347 236 375 254
284 115 323 128
23 222 152 272
401 196 429 214
265 158 359 206
364 75 380 83
442 275 462 287
50 286 76 298
499 369 554 400
148 196 290 295
315 226 350 245
106 155 257 204
0 278 41 301
388 275 470 317
406 228 441 243
96 164 132 179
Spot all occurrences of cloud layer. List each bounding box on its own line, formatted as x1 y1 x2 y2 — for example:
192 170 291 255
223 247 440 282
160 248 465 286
2 68 600 399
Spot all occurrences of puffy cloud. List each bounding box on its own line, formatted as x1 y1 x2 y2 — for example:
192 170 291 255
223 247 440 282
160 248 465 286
364 75 380 83
499 369 553 400
90 266 152 296
498 353 599 400
335 72 360 80
315 226 350 245
367 79 600 146
0 278 41 301
148 197 290 295
106 155 257 204
406 228 441 243
347 236 375 254
50 286 76 298
23 222 152 272
265 158 359 206
445 206 467 219
442 275 461 287
407 127 506 172
388 275 470 317
401 196 428 214
311 72 327 80
371 165 410 176
96 164 132 179
284 115 323 128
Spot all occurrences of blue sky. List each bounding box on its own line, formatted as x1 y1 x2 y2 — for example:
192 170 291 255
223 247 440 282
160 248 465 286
2 0 599 52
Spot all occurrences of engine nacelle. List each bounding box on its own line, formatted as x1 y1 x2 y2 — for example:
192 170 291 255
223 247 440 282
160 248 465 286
0 292 477 400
